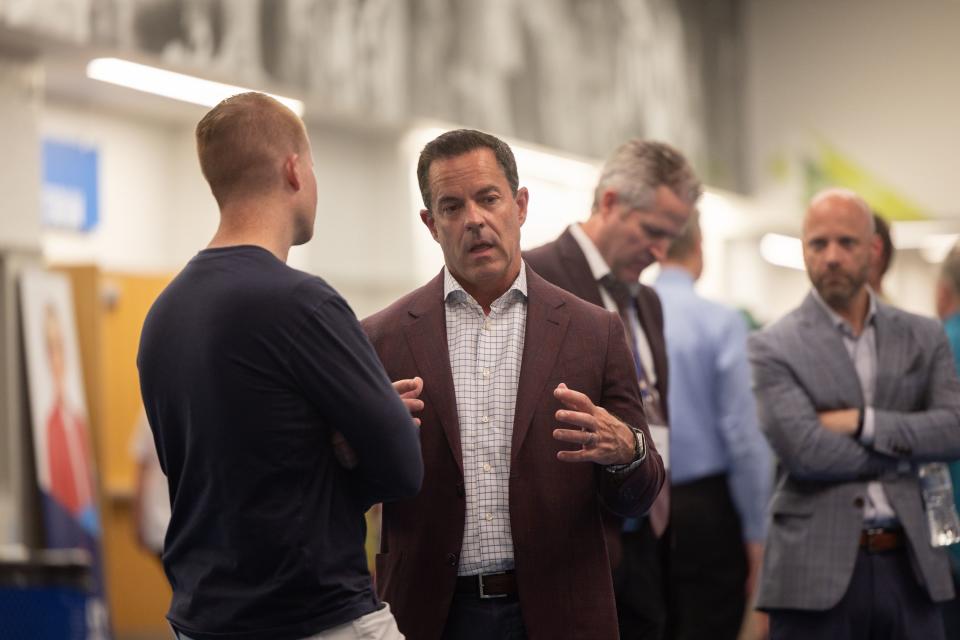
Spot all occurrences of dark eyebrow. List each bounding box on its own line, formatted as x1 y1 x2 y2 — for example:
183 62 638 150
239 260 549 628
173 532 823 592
642 222 678 239
475 185 501 197
436 194 464 207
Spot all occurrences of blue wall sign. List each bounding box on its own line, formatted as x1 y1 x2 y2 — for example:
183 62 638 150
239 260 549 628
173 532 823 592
41 139 99 232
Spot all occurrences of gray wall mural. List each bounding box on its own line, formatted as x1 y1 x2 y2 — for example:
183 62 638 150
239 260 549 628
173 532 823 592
0 0 744 190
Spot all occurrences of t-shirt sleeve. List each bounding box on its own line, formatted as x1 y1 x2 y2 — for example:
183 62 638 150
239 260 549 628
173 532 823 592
286 287 423 504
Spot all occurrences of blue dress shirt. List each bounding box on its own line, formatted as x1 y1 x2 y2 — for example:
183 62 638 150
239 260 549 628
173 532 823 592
654 267 772 542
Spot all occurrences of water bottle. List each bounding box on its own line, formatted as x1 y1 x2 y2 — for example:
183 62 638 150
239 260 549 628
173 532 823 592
918 463 960 547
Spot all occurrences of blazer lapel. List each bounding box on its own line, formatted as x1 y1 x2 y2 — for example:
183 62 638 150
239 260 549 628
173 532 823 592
873 303 918 408
798 293 864 407
557 228 605 307
403 273 464 473
511 267 569 466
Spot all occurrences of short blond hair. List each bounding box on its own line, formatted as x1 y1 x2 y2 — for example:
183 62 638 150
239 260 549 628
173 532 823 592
195 92 308 206
666 209 701 261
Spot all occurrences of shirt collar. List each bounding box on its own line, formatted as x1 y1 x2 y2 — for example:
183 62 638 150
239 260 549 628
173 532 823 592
569 223 643 297
811 287 877 336
655 265 695 288
568 223 612 281
443 261 528 307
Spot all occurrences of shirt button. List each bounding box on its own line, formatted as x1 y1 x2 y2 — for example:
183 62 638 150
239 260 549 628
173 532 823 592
446 553 458 566
485 513 494 521
482 320 490 331
853 497 865 508
483 463 491 472
482 368 490 378
481 416 489 423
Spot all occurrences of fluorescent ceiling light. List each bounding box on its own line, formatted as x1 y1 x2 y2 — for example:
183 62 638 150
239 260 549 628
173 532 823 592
920 233 960 264
86 57 304 116
760 233 805 270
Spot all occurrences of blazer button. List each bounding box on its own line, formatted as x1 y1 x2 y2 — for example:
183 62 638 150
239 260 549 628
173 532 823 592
446 553 458 566
853 497 865 508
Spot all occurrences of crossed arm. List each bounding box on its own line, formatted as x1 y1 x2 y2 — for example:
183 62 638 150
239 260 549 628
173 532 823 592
748 335 898 482
749 330 960 481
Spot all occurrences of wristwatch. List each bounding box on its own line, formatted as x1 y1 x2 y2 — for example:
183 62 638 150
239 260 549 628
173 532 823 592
605 426 646 474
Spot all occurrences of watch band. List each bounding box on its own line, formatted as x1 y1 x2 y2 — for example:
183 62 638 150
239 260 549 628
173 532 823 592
605 427 646 474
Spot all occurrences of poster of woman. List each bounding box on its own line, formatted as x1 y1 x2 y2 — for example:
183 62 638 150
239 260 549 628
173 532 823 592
19 267 110 638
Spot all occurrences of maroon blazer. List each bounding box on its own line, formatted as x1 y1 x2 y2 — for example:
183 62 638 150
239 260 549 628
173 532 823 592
361 265 664 640
523 227 669 420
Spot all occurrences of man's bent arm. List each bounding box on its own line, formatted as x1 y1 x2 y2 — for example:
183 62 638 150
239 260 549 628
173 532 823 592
596 313 665 516
870 332 960 461
289 293 424 505
748 334 897 482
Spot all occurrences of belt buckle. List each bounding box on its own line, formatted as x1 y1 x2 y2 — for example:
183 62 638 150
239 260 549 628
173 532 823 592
478 571 508 599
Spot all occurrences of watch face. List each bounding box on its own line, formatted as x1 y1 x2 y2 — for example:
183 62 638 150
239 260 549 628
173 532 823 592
633 428 645 460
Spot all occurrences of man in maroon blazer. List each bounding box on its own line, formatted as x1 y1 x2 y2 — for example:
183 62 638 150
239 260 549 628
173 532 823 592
524 140 701 640
362 129 665 640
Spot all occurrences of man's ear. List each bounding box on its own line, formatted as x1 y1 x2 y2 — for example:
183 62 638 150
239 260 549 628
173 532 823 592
284 154 302 191
515 187 529 227
598 189 619 219
420 209 440 242
869 231 883 266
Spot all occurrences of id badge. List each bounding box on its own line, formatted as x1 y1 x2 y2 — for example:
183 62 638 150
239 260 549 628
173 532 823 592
648 424 669 469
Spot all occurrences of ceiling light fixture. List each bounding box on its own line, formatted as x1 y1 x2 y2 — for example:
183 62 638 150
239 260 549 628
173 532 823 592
760 233 805 270
86 57 304 116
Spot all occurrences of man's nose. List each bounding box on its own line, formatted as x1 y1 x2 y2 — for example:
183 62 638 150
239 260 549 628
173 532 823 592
464 201 485 228
824 242 842 265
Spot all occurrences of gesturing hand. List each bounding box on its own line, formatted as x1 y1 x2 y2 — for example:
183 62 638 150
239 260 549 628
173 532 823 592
393 376 425 427
551 383 636 465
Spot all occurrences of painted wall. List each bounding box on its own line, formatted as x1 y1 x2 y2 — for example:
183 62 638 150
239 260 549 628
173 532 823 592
746 0 960 216
741 0 960 321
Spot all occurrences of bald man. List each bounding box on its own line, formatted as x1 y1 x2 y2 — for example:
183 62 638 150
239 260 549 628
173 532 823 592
748 189 960 639
138 93 423 640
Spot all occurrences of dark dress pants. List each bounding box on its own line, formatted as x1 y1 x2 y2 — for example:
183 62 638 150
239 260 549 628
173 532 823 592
769 547 945 640
441 592 526 640
667 474 748 640
613 518 668 640
941 574 960 638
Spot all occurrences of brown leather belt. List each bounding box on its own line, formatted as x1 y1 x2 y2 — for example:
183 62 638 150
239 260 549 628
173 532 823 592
859 527 905 553
455 571 517 599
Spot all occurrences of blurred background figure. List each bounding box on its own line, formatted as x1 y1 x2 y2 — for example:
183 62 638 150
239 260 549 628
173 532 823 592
868 212 894 301
525 138 701 640
130 410 169 560
654 210 772 640
43 303 98 534
750 188 960 640
935 243 960 638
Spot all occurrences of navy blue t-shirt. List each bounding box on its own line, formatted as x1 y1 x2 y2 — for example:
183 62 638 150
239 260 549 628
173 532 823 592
137 245 422 640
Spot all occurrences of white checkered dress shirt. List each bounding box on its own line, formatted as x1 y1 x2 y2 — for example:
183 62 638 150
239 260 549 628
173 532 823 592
444 265 527 576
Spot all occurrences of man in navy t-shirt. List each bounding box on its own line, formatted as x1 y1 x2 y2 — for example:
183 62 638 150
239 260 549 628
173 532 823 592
138 92 423 640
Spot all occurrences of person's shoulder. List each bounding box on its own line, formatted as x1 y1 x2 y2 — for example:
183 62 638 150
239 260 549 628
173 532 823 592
522 235 561 263
749 304 805 351
531 269 610 321
288 270 341 306
880 302 944 342
361 277 440 337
